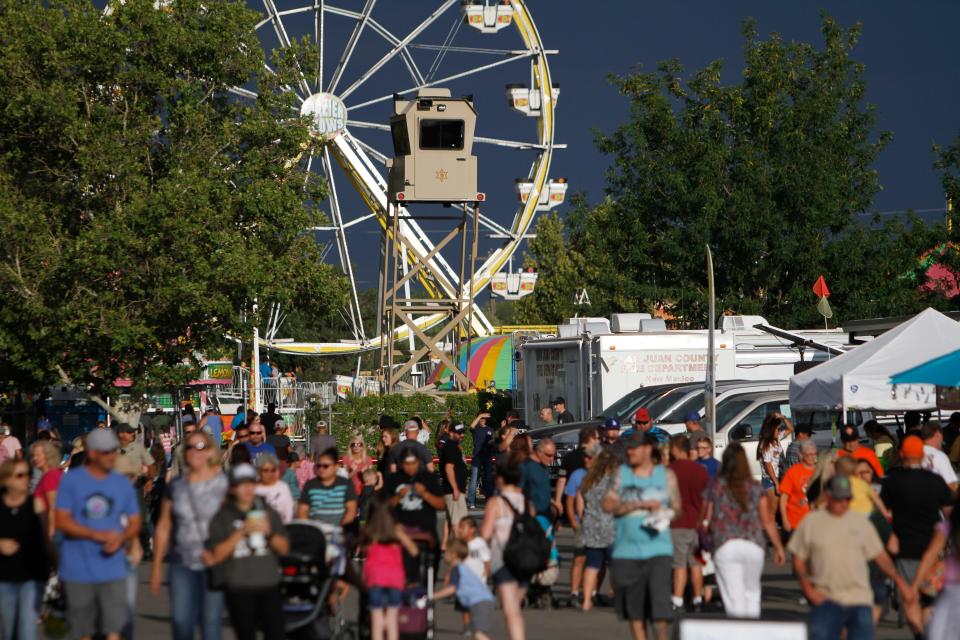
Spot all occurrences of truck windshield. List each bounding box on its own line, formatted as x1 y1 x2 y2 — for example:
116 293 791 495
715 398 758 429
602 387 662 418
659 392 704 424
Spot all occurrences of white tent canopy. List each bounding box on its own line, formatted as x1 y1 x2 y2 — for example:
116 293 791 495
789 308 960 412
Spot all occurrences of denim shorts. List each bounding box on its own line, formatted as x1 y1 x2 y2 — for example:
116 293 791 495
761 477 776 490
585 546 612 570
367 586 401 609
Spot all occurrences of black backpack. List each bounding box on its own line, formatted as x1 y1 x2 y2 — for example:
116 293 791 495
501 497 550 581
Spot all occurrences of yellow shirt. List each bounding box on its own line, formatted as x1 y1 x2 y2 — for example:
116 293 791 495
848 476 873 515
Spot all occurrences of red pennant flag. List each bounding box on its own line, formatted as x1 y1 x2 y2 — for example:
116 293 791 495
812 275 830 299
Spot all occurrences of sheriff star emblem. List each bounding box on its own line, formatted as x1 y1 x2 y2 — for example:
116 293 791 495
435 168 449 183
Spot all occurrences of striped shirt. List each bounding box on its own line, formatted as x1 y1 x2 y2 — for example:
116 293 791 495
298 477 357 525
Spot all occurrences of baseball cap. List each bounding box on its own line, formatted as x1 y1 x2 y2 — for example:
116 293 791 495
826 475 853 500
315 420 327 429
839 425 859 443
795 423 813 436
230 463 258 486
901 435 924 459
634 408 651 424
403 419 419 432
452 423 466 434
623 431 658 449
551 397 565 406
684 411 701 423
603 417 621 431
86 428 121 452
402 450 419 463
114 422 135 433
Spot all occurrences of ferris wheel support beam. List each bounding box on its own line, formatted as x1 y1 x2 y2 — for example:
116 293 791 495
261 0 312 97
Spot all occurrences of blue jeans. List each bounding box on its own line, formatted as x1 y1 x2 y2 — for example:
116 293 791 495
468 460 493 507
809 601 874 640
0 580 41 640
169 563 225 640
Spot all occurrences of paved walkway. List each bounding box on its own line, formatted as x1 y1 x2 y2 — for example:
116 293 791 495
62 525 912 640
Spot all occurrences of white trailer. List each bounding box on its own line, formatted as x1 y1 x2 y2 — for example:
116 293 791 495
519 314 848 423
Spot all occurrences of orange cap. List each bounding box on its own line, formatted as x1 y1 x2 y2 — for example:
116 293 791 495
901 435 924 459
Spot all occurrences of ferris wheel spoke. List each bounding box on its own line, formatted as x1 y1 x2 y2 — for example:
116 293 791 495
473 135 565 151
261 0 313 96
303 149 315 189
326 0 376 94
322 6 425 88
322 148 366 342
423 13 462 85
408 44 523 56
228 86 258 100
345 50 538 111
314 0 324 90
338 0 458 101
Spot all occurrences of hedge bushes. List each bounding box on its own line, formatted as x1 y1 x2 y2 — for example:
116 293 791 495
304 391 514 458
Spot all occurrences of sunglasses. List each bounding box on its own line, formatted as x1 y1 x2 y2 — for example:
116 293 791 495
351 442 363 448
317 463 334 469
237 433 250 439
187 442 207 451
250 430 264 435
260 467 278 473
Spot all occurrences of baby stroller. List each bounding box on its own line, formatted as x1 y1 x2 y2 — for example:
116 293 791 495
280 520 353 640
398 532 436 640
523 514 560 610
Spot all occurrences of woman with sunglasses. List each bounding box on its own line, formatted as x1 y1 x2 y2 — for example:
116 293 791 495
150 431 228 640
255 453 294 523
343 433 372 497
0 459 49 640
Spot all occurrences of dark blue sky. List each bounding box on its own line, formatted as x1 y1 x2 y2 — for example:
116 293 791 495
539 1 959 220
255 1 960 298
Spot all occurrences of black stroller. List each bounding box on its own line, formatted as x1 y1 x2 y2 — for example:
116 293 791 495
280 520 353 640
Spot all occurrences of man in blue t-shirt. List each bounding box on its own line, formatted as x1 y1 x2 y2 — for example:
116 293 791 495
199 407 223 448
243 419 277 463
520 437 557 517
467 412 495 508
55 428 141 640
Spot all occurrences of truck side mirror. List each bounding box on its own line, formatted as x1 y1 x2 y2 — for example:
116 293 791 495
730 423 754 442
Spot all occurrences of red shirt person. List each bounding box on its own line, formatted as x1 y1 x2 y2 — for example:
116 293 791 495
836 424 883 479
668 435 709 610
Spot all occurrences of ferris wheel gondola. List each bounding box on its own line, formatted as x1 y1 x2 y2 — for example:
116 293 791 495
231 0 563 356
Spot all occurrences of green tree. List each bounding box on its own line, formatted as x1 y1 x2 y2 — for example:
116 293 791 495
515 210 594 324
0 0 348 420
525 15 941 327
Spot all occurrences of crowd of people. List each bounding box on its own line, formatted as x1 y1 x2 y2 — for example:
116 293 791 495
1 406 960 640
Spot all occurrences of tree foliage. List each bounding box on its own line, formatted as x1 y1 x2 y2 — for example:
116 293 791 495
520 15 948 327
0 0 348 401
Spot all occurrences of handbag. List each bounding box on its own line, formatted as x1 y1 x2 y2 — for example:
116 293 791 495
182 480 227 591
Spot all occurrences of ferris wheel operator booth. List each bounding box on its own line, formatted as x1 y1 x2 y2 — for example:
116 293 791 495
387 89 482 204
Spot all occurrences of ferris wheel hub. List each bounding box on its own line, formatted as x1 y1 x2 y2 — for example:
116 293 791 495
300 92 347 140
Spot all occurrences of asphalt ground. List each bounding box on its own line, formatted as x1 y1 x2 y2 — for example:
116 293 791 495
43 516 914 639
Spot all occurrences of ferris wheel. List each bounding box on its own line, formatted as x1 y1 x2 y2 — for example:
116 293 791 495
234 0 566 355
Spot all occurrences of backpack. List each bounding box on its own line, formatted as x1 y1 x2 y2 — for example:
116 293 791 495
501 496 550 582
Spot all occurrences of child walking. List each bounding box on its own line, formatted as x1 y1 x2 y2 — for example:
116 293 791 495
433 539 495 640
361 496 419 640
